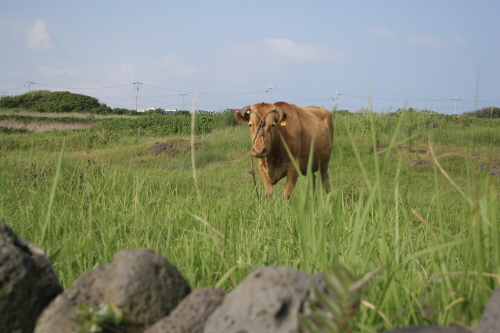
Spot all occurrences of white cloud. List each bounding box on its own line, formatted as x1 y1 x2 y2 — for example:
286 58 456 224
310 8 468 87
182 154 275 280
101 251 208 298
407 34 468 49
27 19 55 52
100 63 137 83
262 38 346 65
370 27 468 49
119 64 136 76
97 57 197 88
407 36 445 48
156 55 197 76
453 35 469 47
217 38 347 82
225 38 346 66
39 66 82 77
371 28 398 39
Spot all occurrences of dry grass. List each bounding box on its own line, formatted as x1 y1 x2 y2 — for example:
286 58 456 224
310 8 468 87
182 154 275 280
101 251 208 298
0 111 140 132
0 111 139 119
0 120 97 132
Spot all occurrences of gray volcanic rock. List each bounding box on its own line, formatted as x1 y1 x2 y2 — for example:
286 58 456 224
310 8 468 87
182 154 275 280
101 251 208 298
474 288 500 333
203 265 314 333
35 248 191 333
0 222 63 333
145 287 226 333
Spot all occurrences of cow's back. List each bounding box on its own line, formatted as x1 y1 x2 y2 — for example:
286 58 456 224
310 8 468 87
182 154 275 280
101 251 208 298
277 103 332 174
303 106 334 143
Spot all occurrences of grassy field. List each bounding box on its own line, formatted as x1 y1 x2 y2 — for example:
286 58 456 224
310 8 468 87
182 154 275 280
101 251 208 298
1 109 499 331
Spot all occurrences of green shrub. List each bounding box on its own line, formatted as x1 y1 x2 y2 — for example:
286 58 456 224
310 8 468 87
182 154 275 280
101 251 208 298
96 112 236 136
0 126 31 134
0 91 106 113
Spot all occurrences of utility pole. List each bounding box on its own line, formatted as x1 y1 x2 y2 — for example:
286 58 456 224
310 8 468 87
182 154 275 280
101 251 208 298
180 92 187 110
452 95 461 115
266 82 275 103
475 64 480 111
332 89 341 110
369 88 373 111
133 77 142 112
26 76 36 92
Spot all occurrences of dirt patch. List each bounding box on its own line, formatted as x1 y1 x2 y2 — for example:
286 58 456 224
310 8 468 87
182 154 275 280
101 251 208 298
408 160 430 167
478 160 500 177
149 140 199 156
375 143 500 176
409 149 427 154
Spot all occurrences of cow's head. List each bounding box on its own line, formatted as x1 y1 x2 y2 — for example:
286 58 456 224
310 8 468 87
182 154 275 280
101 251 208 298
236 103 285 158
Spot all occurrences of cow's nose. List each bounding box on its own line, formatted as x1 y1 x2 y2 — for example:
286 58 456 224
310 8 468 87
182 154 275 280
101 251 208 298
252 146 267 157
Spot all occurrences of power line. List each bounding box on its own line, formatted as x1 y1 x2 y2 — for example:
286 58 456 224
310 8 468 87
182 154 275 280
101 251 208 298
142 83 262 95
274 90 328 102
37 83 130 90
4 78 499 112
0 85 25 92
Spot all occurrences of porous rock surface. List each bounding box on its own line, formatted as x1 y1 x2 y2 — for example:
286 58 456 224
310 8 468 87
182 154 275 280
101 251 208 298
34 248 191 333
144 287 225 333
473 288 500 333
3 221 500 333
0 221 63 333
203 265 315 333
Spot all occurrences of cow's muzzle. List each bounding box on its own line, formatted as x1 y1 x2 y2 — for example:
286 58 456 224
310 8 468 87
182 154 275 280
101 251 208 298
252 128 269 157
252 146 268 158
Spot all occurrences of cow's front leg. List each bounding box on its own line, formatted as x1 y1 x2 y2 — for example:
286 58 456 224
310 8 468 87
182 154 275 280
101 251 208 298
258 160 274 197
284 167 298 199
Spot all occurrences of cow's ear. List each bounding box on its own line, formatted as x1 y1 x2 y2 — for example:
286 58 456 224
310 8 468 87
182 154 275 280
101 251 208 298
278 113 287 126
236 106 251 123
274 105 286 124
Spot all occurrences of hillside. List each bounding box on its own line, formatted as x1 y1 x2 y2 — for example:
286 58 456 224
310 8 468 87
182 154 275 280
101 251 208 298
0 110 499 330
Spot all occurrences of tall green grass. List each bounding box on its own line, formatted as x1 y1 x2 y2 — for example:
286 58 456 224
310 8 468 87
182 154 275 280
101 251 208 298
0 111 499 331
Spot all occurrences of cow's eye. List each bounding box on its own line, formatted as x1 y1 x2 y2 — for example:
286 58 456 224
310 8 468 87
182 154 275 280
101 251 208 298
271 123 276 127
248 123 252 127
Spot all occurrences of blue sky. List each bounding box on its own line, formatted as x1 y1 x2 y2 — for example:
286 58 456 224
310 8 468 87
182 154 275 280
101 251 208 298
1 1 499 114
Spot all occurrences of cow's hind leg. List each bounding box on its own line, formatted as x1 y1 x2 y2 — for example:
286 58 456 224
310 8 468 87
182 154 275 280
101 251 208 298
320 163 330 193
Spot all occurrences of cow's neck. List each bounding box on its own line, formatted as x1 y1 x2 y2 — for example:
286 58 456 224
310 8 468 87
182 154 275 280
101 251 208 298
265 131 288 166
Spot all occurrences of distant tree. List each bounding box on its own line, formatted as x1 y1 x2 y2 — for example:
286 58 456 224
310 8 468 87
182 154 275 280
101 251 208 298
111 108 136 115
0 95 17 108
464 106 500 119
92 103 113 114
332 110 351 115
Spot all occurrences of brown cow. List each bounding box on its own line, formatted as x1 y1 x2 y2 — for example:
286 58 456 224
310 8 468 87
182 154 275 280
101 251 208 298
236 101 334 199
